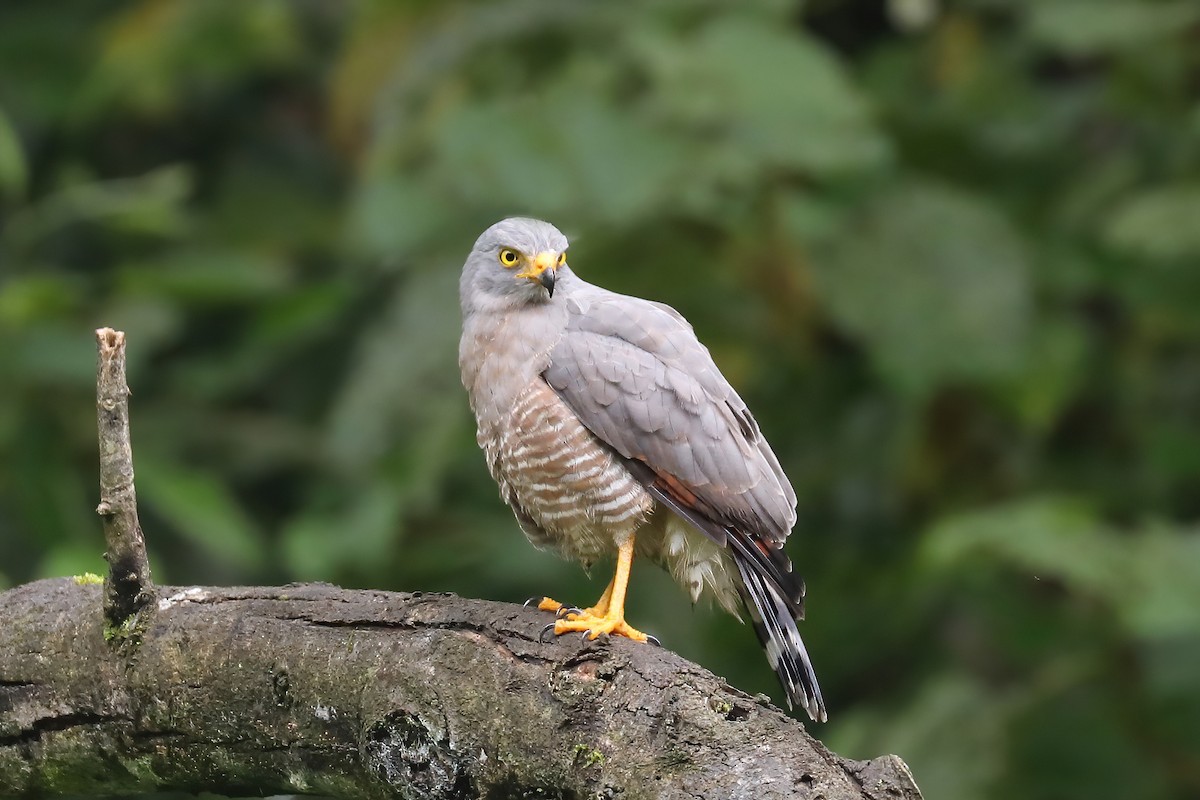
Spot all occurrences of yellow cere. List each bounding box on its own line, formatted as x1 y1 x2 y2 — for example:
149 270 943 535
518 251 559 279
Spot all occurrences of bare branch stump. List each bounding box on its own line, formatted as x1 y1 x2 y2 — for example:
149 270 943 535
94 328 153 627
0 579 920 799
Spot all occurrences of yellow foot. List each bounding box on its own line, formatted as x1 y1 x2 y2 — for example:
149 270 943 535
553 610 655 644
531 540 656 645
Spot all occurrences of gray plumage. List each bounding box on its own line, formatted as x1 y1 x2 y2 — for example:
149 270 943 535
458 217 826 722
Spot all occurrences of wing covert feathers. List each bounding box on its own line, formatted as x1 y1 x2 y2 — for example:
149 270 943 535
544 291 797 545
544 282 825 721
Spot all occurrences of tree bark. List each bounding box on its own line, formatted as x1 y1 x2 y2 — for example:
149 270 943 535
0 578 920 799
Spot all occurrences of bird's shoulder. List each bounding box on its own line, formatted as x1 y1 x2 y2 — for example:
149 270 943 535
554 278 761 439
560 279 696 357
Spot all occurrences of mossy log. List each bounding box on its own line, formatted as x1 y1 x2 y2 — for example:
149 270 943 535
0 578 920 799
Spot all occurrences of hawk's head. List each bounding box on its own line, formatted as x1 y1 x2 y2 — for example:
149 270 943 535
461 217 570 309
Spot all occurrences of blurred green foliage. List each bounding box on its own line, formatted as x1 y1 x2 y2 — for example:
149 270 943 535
1 1 1198 797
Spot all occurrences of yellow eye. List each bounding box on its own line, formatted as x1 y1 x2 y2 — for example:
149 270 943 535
557 251 567 266
498 248 520 267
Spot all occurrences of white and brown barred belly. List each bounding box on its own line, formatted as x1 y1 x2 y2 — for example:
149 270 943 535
481 380 742 614
480 380 653 566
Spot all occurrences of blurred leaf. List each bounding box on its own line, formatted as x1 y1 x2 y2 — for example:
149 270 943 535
204 157 340 250
999 318 1089 430
925 497 1113 584
812 181 1031 395
363 0 598 171
118 248 291 303
0 275 81 328
1028 1 1200 56
430 97 582 220
281 481 403 579
926 499 1200 638
778 189 848 244
1006 682 1167 800
246 281 352 348
1104 184 1200 260
1142 638 1200 753
326 268 463 473
328 2 414 148
550 89 683 225
137 460 266 571
1120 524 1200 639
0 8 98 121
0 107 28 199
3 165 192 251
13 323 97 386
831 675 1008 800
79 0 302 120
659 16 890 175
347 177 453 260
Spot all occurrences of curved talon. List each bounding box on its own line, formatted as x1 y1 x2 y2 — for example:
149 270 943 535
646 634 661 647
539 622 556 643
557 606 582 619
524 596 541 608
581 630 595 643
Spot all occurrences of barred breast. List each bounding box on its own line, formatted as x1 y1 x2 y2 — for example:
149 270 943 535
485 380 653 565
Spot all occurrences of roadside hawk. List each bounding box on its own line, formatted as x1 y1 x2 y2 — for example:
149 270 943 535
458 218 826 722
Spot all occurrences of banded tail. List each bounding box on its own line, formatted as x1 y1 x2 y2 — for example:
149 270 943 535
636 460 827 722
730 538 826 722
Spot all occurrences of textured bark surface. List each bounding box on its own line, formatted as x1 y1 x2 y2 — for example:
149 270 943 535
0 578 921 800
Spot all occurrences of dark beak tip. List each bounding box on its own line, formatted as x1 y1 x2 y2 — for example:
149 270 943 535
538 269 556 297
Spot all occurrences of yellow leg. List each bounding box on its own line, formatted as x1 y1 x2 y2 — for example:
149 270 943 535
583 576 615 617
552 537 650 642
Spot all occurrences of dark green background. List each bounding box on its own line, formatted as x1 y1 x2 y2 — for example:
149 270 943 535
2 2 1198 798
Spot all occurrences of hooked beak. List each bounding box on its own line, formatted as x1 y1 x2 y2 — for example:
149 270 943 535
537 265 556 297
517 251 558 298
